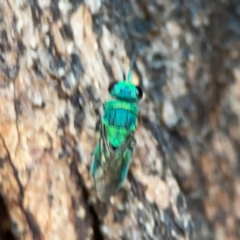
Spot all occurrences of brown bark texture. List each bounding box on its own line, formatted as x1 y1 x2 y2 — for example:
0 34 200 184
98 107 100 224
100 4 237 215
0 0 239 240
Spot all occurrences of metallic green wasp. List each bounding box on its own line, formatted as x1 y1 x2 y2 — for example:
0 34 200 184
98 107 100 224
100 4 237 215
91 60 143 201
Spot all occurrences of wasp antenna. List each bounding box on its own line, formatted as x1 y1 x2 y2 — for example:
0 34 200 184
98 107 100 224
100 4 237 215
123 72 127 81
127 51 137 82
127 68 133 82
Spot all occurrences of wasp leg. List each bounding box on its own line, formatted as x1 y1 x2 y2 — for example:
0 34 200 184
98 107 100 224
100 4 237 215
117 135 136 185
95 118 101 132
129 137 136 152
90 144 101 178
119 149 131 184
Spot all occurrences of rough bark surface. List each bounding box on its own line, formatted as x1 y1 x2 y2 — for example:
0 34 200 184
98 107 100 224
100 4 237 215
0 0 239 240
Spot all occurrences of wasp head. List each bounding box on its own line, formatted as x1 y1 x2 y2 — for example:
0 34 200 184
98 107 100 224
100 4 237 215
108 81 143 102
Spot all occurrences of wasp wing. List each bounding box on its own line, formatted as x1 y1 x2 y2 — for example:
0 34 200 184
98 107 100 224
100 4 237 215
91 120 135 201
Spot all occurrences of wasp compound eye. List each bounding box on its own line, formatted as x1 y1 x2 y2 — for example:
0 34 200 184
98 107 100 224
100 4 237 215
136 86 143 100
108 81 118 93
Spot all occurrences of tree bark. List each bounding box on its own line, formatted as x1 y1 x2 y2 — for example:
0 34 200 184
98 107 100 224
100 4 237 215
0 1 239 240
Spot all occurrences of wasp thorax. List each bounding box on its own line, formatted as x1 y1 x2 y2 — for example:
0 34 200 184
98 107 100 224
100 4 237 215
108 81 143 102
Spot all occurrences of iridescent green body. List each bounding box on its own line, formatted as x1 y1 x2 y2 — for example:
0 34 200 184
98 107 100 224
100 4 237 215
91 63 143 201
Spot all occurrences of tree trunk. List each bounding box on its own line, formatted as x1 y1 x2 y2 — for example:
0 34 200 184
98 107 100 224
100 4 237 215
0 1 239 240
